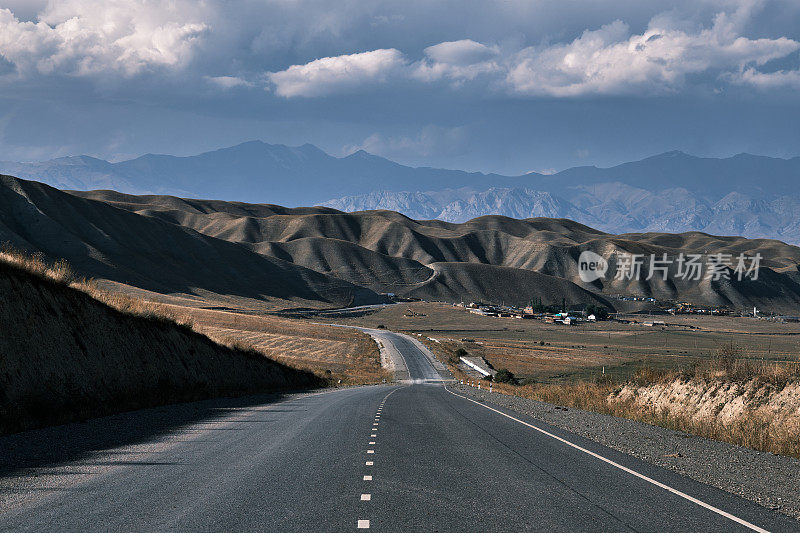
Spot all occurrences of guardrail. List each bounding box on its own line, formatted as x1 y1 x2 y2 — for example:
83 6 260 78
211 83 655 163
459 357 492 377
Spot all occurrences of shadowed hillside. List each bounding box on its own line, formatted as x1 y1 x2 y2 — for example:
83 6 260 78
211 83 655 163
0 175 385 309
0 252 322 434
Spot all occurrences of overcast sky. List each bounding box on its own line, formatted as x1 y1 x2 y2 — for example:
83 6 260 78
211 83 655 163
0 0 798 174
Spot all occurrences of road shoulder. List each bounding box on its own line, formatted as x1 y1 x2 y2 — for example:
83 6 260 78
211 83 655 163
449 383 800 522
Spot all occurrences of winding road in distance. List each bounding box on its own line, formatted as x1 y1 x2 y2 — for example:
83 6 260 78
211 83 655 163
0 329 797 532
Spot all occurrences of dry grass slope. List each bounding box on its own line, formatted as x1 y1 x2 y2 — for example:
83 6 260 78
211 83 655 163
0 247 323 434
149 304 390 385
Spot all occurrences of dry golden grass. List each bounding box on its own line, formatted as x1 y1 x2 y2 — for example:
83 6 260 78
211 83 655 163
163 307 389 386
0 245 80 285
0 244 185 323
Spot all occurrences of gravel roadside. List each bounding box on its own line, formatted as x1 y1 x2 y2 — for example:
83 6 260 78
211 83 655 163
449 382 800 521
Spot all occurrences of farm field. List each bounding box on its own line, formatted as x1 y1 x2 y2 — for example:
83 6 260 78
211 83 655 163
331 302 800 382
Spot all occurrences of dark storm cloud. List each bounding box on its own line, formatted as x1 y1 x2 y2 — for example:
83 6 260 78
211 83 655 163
0 0 798 171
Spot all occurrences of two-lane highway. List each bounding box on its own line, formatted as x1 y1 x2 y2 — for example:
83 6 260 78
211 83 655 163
0 330 797 531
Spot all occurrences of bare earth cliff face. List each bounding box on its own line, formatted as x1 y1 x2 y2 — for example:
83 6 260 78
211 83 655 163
611 378 800 456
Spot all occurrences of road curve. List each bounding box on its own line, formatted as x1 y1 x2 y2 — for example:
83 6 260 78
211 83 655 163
0 330 797 532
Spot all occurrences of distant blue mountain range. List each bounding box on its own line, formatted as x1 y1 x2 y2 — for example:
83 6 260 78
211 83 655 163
2 141 800 243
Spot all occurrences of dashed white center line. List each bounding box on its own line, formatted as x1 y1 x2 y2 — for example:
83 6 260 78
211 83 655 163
356 389 399 530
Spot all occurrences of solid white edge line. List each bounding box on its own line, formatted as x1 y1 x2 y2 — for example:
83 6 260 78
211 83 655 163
443 386 770 533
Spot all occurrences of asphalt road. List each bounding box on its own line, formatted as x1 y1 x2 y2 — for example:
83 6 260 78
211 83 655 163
1 331 798 532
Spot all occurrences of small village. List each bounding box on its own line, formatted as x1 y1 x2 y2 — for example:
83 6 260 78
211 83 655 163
454 302 602 325
448 298 783 326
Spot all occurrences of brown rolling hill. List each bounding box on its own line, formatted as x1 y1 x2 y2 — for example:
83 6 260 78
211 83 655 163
70 188 800 312
0 176 384 309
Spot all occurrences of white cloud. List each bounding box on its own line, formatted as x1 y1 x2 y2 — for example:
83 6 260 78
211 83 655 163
205 75 253 89
413 39 501 83
345 125 468 160
0 1 209 77
732 67 800 90
505 14 800 96
268 48 407 97
423 39 497 66
263 2 800 99
0 0 797 100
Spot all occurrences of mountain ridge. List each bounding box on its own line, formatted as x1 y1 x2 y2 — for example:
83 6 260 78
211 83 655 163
2 141 799 242
2 173 799 312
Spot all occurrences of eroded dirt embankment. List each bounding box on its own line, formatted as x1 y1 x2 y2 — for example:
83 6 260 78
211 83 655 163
0 261 321 434
610 377 800 455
